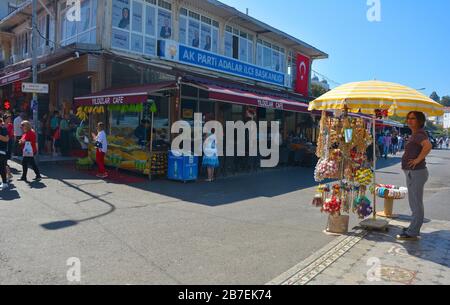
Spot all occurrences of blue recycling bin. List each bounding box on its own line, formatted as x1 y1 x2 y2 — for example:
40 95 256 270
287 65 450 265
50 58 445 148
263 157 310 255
167 151 199 182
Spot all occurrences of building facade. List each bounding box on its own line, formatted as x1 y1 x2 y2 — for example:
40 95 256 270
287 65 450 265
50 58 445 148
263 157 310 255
0 0 328 175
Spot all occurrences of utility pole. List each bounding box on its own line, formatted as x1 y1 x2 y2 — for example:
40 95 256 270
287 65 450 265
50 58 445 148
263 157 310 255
32 0 39 160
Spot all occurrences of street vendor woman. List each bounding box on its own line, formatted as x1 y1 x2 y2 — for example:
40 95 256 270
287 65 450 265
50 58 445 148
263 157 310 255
398 111 433 241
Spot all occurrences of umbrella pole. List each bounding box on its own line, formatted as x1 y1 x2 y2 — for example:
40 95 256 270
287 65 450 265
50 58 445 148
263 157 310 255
359 114 388 231
372 114 377 220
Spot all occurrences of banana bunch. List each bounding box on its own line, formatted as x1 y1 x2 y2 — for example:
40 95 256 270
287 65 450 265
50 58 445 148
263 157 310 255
76 107 89 121
76 106 105 120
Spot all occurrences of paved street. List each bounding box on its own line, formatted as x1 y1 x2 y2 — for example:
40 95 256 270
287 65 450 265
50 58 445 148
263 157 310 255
1 150 450 285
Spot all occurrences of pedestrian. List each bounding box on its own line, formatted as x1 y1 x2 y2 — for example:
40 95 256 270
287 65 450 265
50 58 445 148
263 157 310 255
50 111 61 156
60 114 71 156
202 128 219 182
383 134 392 159
13 112 25 156
398 135 403 152
0 117 10 190
446 137 449 150
18 121 42 182
92 122 108 178
398 111 433 241
392 134 399 155
4 114 14 181
38 114 48 155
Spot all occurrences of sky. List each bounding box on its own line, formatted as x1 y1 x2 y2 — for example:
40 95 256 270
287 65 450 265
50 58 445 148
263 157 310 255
221 0 450 97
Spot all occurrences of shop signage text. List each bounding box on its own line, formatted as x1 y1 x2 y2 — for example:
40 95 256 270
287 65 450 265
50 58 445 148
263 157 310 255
0 69 31 87
22 83 49 94
159 40 285 87
257 99 284 110
91 96 126 105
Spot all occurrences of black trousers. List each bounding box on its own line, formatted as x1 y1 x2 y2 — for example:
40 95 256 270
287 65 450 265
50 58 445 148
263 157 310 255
22 157 41 179
0 154 7 184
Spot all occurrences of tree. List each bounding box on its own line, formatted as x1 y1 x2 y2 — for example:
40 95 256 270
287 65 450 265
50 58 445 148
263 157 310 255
311 83 329 98
430 91 440 102
441 96 450 107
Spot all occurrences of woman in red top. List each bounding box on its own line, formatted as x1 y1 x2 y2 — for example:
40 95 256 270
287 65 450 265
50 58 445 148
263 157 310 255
18 121 41 182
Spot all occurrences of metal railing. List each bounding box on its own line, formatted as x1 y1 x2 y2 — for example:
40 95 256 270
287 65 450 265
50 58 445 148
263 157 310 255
7 0 28 14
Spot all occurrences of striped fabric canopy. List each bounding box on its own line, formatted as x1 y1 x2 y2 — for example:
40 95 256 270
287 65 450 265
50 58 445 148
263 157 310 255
308 81 444 117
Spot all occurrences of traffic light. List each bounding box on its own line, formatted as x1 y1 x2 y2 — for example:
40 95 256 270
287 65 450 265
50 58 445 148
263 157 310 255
2 99 11 110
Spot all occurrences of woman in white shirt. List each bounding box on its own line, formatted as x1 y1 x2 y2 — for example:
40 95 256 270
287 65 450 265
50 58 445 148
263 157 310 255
92 122 108 178
202 128 219 182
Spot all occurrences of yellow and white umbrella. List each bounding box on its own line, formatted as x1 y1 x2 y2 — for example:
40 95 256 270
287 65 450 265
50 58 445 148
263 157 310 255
308 81 444 226
308 80 444 117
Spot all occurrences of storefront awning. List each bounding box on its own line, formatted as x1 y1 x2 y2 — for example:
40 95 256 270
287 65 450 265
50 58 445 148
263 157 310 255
74 81 177 107
196 83 311 114
0 67 31 87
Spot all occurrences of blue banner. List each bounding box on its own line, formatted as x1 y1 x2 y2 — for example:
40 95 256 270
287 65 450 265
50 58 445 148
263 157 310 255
178 45 285 87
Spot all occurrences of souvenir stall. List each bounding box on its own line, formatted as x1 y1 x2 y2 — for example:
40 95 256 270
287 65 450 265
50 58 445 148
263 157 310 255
312 111 374 233
309 80 444 233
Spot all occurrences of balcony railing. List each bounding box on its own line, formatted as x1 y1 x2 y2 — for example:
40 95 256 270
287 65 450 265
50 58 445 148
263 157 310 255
8 0 28 14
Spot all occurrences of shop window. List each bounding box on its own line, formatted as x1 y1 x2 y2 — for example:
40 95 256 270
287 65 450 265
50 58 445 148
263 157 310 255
257 39 286 73
180 85 198 98
231 104 243 122
112 0 172 56
178 8 218 54
287 51 297 89
181 99 198 126
224 26 254 64
111 111 141 138
151 96 170 145
60 0 97 46
199 101 215 122
14 31 31 59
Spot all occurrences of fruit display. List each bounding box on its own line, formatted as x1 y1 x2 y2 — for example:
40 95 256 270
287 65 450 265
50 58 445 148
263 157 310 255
150 152 168 176
88 135 168 175
108 104 144 113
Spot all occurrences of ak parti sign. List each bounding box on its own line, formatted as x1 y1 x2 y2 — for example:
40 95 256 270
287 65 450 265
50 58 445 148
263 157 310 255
295 53 310 97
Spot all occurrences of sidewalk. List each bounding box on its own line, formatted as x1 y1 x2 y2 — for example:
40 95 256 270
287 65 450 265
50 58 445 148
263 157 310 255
269 217 450 285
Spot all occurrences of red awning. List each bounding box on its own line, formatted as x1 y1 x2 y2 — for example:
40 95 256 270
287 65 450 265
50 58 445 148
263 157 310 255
198 84 311 114
73 81 177 107
0 67 31 87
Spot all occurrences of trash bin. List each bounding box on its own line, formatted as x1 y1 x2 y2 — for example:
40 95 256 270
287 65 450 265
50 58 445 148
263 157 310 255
167 150 199 182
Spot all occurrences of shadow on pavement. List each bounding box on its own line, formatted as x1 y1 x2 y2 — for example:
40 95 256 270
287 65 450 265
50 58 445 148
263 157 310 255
364 225 450 269
34 156 402 208
0 189 21 201
39 178 116 231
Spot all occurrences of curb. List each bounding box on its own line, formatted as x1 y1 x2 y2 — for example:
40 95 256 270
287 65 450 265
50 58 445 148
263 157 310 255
267 229 368 285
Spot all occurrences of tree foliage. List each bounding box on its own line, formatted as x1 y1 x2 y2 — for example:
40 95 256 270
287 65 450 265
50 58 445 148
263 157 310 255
311 83 329 98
